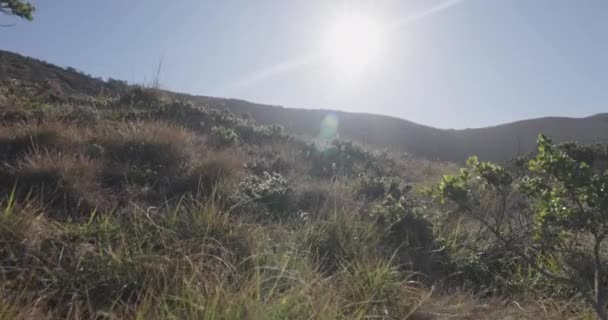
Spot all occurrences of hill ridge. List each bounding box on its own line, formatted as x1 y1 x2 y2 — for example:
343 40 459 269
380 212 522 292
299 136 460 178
2 49 607 162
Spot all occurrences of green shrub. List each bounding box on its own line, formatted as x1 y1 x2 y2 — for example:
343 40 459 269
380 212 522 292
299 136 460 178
105 78 129 93
306 140 374 178
372 195 438 275
434 135 608 319
211 125 240 147
232 172 292 217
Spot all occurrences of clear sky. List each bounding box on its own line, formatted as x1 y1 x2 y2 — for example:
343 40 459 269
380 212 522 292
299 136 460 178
2 0 606 129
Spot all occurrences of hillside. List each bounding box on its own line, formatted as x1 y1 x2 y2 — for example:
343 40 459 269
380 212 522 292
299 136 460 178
1 49 607 319
2 49 606 163
191 100 608 162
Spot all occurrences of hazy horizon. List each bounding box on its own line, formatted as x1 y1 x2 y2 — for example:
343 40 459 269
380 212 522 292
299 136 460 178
2 0 606 129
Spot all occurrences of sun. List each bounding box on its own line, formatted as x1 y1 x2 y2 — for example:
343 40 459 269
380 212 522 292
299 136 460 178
324 13 387 76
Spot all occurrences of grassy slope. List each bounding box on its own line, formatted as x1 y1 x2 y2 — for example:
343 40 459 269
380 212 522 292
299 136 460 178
0 57 596 319
2 49 608 163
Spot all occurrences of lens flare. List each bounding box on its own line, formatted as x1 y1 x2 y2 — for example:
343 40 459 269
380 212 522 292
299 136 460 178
314 113 340 151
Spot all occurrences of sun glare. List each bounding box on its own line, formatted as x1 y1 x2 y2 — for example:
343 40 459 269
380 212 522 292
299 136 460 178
324 13 387 77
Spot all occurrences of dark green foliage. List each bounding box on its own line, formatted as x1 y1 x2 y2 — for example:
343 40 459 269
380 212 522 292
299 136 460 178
233 122 286 145
105 78 130 93
0 0 34 20
523 135 608 243
557 141 608 170
211 125 240 147
111 88 290 148
232 172 292 217
307 140 374 178
373 195 438 276
522 135 608 318
85 143 105 159
351 170 439 275
434 135 608 319
432 152 547 293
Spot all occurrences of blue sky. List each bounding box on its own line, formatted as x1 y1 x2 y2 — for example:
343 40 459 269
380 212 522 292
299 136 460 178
2 0 606 129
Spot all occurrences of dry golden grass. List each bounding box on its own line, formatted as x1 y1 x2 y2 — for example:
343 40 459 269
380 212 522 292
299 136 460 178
1 149 105 217
173 149 246 198
0 118 251 216
394 153 459 188
0 87 601 319
414 292 592 320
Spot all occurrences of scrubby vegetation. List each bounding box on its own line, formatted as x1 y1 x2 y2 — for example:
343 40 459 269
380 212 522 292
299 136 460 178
432 135 608 319
0 79 605 319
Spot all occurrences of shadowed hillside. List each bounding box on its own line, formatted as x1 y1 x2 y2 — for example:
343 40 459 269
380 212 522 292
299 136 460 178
2 48 607 319
2 49 607 163
186 98 608 162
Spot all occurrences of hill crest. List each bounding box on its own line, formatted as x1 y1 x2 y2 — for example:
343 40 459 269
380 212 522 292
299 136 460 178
2 49 607 162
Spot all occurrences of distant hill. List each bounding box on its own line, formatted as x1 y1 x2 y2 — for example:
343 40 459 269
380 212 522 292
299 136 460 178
2 49 607 162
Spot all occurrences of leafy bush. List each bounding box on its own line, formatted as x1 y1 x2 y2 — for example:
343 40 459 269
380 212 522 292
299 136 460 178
372 195 438 275
307 140 374 178
105 78 129 93
434 135 608 319
0 0 36 20
211 125 240 147
232 172 292 217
